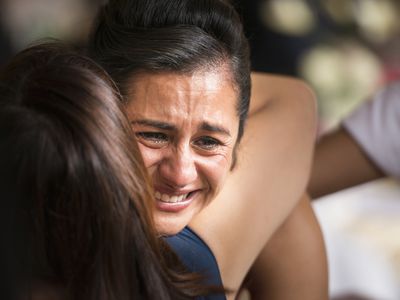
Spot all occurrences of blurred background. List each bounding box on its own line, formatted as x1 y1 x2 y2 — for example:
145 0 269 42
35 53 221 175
1 0 399 299
2 0 400 132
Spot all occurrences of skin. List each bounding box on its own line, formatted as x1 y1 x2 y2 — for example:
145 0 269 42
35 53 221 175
126 69 239 235
191 72 326 299
309 127 384 199
244 195 328 300
244 73 328 300
127 69 324 299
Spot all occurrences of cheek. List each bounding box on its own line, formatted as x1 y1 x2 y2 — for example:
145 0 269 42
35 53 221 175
137 144 163 169
199 154 232 192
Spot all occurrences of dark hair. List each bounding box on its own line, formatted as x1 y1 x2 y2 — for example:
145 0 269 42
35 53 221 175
0 42 202 300
88 0 251 146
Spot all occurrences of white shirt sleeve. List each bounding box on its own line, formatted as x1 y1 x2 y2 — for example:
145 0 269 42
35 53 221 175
342 81 400 179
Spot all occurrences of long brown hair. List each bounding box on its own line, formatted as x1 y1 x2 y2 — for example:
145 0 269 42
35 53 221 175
0 41 199 300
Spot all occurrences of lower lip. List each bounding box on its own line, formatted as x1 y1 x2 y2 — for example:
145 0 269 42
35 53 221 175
155 193 195 213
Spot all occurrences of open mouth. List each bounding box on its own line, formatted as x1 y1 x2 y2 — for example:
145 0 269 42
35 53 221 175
153 189 200 213
154 191 195 203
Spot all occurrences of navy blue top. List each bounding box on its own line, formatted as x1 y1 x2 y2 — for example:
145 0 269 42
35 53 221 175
164 227 226 300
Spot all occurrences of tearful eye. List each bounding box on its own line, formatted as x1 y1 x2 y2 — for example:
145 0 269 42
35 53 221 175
136 132 168 146
194 136 222 150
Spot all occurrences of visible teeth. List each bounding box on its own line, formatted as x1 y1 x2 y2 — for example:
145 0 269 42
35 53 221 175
155 191 190 203
161 194 169 202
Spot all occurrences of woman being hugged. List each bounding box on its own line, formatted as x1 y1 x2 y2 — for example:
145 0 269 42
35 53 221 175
89 0 327 299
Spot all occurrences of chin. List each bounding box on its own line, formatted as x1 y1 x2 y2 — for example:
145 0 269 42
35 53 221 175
155 221 186 236
153 204 200 236
154 213 189 236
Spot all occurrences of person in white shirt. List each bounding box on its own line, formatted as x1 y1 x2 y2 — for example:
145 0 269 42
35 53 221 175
309 80 400 198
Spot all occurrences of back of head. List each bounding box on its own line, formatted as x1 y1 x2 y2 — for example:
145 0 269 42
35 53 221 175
0 42 182 300
89 0 251 141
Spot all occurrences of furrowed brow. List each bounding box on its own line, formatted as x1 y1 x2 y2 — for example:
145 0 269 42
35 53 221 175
131 119 176 131
200 122 231 136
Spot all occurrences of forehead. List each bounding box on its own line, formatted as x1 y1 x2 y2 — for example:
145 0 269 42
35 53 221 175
125 69 239 122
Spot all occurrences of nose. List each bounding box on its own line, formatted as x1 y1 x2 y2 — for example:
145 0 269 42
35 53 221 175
158 146 198 188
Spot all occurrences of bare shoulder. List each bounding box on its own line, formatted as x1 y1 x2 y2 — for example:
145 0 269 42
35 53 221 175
249 72 316 121
190 72 317 296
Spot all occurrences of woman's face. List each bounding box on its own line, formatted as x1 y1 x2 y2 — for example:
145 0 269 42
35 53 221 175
126 69 239 235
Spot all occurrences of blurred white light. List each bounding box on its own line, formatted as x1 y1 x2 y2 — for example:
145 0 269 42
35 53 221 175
299 41 383 131
261 0 316 36
1 0 96 50
353 0 400 44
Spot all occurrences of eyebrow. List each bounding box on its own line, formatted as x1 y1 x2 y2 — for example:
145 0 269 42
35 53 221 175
131 119 176 131
131 119 231 136
200 122 231 137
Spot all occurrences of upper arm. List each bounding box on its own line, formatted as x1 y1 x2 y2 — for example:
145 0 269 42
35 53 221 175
309 82 400 198
308 127 384 199
190 72 317 293
245 194 329 300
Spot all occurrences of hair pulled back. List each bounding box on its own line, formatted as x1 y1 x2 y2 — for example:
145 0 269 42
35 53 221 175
89 0 251 142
